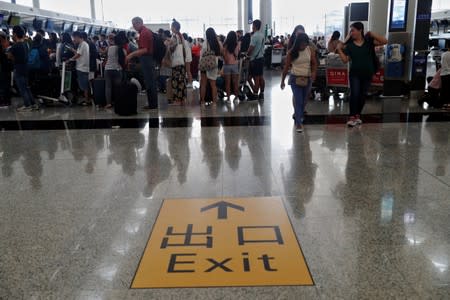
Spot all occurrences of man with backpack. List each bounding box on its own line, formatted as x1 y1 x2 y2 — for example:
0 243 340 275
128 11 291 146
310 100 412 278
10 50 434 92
7 26 37 112
126 17 158 110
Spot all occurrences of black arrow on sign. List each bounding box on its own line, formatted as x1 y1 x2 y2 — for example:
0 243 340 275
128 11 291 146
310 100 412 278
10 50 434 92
200 201 245 220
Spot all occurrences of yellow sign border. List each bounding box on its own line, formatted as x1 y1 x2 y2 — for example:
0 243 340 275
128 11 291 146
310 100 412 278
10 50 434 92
131 197 315 289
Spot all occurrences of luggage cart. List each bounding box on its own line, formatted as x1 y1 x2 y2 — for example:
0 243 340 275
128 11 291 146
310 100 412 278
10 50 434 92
271 48 283 67
37 62 74 105
325 54 349 101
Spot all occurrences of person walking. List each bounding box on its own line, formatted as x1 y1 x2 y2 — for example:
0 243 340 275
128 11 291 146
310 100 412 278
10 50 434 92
7 26 37 112
287 25 318 115
222 31 240 102
336 22 387 127
281 33 317 133
126 17 158 110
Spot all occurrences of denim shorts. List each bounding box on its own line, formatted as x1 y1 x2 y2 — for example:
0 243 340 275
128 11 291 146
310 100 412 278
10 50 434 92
223 64 239 75
77 71 89 91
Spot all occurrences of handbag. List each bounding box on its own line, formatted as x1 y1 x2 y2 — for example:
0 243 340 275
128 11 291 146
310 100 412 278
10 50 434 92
199 44 217 72
295 76 309 87
161 46 172 68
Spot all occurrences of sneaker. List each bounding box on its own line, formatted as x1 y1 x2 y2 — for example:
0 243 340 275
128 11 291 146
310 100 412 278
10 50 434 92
296 125 304 133
347 116 358 127
16 106 33 112
355 115 363 125
32 104 40 111
259 92 264 100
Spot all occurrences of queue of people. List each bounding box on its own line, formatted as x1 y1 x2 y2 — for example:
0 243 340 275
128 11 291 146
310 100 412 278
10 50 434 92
3 18 447 132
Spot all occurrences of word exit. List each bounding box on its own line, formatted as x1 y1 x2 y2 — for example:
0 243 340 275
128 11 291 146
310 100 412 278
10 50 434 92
132 197 314 288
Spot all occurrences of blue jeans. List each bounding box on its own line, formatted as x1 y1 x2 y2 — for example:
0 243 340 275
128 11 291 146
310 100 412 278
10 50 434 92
349 75 371 117
290 76 311 126
14 72 35 107
139 56 158 109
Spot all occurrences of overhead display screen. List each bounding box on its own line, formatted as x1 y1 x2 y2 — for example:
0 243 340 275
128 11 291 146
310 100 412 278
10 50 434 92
389 0 409 31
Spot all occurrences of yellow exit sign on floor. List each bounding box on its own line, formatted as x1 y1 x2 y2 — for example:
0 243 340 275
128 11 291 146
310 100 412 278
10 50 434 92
132 197 314 288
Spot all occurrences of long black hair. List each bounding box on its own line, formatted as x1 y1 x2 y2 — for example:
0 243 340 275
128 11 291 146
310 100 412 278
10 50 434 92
346 22 365 45
289 33 310 61
288 24 305 49
331 31 341 41
224 31 238 54
205 27 221 56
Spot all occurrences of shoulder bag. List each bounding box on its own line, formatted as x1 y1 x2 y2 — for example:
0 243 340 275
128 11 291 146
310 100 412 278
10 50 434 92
199 43 217 72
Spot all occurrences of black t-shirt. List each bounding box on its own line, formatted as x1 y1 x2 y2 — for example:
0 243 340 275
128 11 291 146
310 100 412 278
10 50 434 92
9 41 28 75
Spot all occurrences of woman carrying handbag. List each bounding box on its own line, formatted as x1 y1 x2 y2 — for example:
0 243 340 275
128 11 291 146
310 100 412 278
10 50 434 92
281 33 318 133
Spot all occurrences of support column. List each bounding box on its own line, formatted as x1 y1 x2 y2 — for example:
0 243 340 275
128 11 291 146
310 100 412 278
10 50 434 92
243 0 250 32
369 0 389 36
260 0 272 35
90 0 96 20
32 0 40 8
238 0 243 31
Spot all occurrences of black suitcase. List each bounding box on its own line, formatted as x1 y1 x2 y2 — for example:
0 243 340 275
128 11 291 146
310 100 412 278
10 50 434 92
114 82 138 116
92 78 106 106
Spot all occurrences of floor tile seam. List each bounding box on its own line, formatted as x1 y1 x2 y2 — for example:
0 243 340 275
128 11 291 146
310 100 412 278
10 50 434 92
392 148 450 188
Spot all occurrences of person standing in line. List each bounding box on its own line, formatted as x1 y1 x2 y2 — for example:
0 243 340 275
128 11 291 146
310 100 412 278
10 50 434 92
200 27 222 106
69 31 91 106
439 41 450 110
281 33 317 133
7 26 37 112
104 34 126 109
222 31 240 102
247 19 265 100
126 17 158 110
336 22 387 127
327 31 343 53
0 31 12 107
168 19 191 106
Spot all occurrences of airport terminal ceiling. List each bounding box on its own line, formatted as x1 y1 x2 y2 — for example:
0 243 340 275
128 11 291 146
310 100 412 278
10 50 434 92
4 0 448 37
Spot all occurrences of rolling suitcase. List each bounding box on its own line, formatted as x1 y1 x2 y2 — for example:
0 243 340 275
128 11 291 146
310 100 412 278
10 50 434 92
114 81 138 116
92 78 106 107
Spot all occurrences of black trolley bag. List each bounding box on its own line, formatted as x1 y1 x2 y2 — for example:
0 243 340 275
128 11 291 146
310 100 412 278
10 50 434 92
114 77 138 116
92 63 107 107
92 78 106 106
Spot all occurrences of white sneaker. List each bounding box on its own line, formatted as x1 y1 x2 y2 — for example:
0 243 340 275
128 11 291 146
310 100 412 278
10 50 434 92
355 115 363 125
347 117 358 127
32 104 40 111
296 125 304 133
16 106 33 112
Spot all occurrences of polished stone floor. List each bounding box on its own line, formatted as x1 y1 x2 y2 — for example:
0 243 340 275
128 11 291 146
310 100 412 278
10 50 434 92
1 73 449 299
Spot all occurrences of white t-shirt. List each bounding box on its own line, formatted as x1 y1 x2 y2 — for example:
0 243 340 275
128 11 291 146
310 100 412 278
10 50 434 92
440 51 450 77
76 41 90 73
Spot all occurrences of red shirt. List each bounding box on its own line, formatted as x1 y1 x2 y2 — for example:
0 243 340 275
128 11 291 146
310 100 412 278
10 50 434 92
191 44 201 57
138 26 154 56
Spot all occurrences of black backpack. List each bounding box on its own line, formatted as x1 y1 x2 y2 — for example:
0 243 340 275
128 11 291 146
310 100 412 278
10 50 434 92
153 32 166 66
